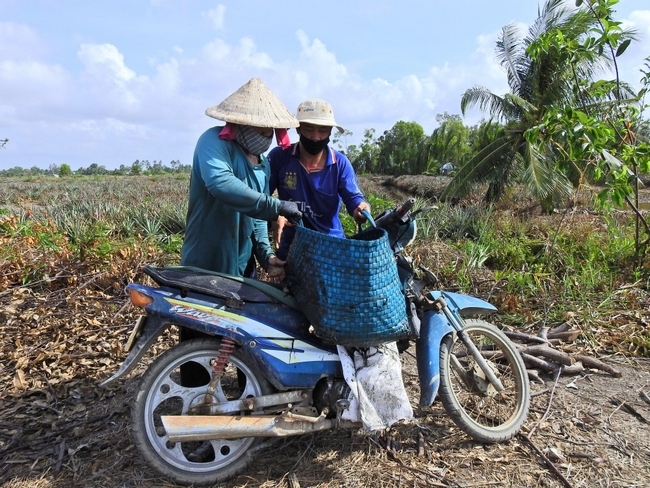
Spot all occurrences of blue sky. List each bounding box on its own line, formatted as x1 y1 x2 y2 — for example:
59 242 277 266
1 0 649 171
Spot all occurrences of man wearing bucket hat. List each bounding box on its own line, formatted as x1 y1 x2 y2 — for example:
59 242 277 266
180 77 304 278
268 98 370 260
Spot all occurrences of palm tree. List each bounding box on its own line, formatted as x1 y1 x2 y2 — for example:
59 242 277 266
442 0 623 209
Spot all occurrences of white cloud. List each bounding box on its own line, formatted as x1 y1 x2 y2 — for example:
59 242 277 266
199 37 273 71
3 4 649 170
0 21 74 123
0 22 46 61
294 30 348 92
78 43 137 83
204 5 226 31
236 38 273 69
619 10 650 85
625 10 650 35
154 57 181 94
201 38 232 62
0 60 71 107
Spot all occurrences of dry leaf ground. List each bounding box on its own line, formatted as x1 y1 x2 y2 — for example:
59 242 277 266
2 176 650 487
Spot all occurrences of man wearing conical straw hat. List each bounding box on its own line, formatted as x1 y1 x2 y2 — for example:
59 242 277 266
180 77 303 278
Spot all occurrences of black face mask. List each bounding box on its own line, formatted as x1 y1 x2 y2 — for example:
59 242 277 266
299 134 330 155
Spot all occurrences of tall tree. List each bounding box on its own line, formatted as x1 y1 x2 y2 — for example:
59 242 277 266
58 164 72 177
349 128 380 174
442 0 633 210
427 113 470 173
525 0 649 261
332 129 354 155
376 121 427 175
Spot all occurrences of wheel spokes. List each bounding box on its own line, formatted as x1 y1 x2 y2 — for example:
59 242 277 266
450 332 519 427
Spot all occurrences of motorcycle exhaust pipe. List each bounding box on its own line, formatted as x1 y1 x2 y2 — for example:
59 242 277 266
161 414 339 442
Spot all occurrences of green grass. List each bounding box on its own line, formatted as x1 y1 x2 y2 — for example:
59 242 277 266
2 175 648 356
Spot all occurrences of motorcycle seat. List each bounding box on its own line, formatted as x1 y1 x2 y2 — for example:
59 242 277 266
143 265 299 309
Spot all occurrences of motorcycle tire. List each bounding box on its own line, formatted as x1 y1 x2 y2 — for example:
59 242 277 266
438 319 530 443
131 337 273 486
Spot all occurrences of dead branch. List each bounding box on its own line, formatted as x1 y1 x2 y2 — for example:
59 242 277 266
639 389 650 406
548 323 570 334
546 330 582 342
54 439 66 473
609 397 649 423
538 326 550 341
520 434 574 488
531 387 550 398
528 369 545 384
418 431 425 457
504 331 549 344
560 361 585 375
521 345 575 366
574 355 623 377
521 353 558 373
287 472 301 488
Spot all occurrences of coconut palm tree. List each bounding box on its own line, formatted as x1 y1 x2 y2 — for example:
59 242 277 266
441 0 628 209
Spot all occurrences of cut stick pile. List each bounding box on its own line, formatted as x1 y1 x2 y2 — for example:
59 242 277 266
504 323 623 382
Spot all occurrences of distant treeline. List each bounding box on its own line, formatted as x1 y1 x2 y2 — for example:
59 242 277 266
0 160 192 177
0 113 488 179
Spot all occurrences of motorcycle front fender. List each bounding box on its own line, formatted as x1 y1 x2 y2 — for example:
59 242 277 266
429 290 498 315
416 310 453 407
416 291 498 407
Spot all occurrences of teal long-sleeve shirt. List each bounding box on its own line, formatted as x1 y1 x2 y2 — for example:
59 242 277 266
180 126 281 276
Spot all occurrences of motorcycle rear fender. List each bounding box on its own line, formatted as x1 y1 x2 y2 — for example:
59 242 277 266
101 283 342 388
415 291 497 407
99 314 168 386
100 283 262 386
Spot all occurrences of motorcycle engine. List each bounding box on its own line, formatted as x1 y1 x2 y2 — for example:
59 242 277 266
313 377 351 418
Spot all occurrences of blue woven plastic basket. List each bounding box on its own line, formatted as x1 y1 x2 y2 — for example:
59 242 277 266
286 225 409 347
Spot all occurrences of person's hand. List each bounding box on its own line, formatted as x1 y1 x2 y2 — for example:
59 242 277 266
278 200 303 225
266 255 286 282
353 202 371 224
273 216 287 249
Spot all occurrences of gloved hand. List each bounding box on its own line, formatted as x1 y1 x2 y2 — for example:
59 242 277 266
278 200 303 225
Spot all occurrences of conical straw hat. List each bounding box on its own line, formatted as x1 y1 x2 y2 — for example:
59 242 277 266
206 78 299 128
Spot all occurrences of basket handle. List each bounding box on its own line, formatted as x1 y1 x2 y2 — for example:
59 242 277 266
358 209 377 231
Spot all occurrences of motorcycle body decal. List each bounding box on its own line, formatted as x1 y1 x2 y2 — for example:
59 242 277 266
164 297 293 338
257 339 339 364
248 338 342 389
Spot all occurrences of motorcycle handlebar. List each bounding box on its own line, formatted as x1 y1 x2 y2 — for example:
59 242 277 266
395 198 416 219
370 197 416 229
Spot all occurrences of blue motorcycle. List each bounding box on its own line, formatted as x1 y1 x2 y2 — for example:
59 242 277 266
101 198 530 486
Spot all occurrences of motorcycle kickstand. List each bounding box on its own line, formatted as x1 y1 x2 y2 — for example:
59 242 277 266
334 399 350 428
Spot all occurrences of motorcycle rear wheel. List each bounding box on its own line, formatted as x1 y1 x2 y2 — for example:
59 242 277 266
438 319 530 443
131 338 273 486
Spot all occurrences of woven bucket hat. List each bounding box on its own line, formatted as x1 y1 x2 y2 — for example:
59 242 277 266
205 78 299 128
296 99 344 133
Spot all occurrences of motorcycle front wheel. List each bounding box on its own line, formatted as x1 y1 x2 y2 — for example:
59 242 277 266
438 319 530 443
131 338 273 486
